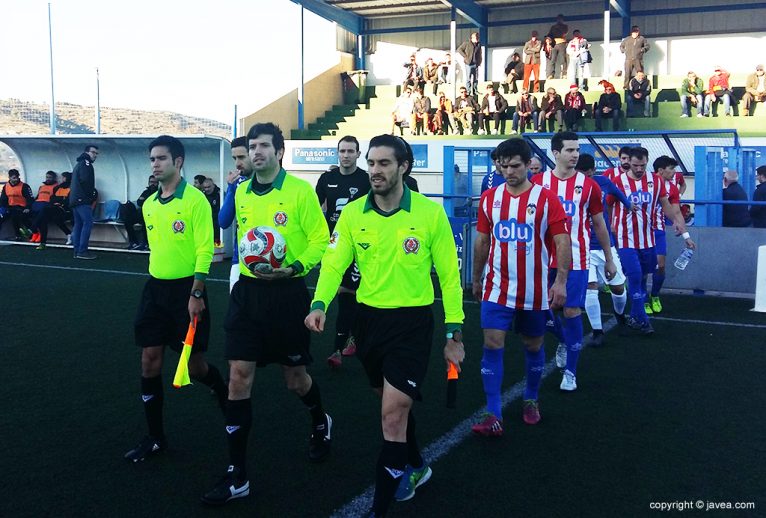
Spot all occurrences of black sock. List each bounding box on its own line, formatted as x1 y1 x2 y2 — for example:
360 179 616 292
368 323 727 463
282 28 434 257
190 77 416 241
406 412 423 469
225 398 252 480
299 379 325 427
372 440 408 516
195 363 228 412
334 292 357 352
141 375 164 439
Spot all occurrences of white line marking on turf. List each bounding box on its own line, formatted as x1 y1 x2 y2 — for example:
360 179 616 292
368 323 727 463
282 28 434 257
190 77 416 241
649 315 766 329
331 319 616 517
0 261 229 282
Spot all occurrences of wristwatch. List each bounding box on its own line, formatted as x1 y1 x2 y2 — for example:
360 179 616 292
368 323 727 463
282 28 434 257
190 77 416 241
190 289 204 299
446 331 463 342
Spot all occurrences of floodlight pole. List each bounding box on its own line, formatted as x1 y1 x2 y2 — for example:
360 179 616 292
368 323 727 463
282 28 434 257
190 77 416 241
298 4 305 130
450 9 457 102
603 10 611 77
233 104 238 138
48 2 56 134
95 67 101 134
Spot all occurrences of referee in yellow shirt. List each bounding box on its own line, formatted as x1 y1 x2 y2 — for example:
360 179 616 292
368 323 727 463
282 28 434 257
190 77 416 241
125 135 228 463
306 134 465 516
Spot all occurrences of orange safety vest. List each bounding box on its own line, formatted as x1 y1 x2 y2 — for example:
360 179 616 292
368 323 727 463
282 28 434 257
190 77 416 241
36 182 58 203
3 182 27 207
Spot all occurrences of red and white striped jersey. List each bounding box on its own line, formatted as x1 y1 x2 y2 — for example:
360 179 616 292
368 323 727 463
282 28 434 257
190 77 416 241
531 170 603 270
604 166 628 180
610 172 668 249
654 177 681 231
477 183 568 310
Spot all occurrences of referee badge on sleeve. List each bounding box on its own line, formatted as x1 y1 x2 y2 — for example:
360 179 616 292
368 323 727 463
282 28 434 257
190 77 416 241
328 230 339 249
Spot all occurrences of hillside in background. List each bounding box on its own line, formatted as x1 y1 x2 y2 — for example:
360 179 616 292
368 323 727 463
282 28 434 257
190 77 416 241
0 99 231 138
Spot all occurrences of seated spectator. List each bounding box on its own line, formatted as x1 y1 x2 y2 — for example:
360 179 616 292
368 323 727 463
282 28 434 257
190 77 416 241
563 83 587 131
411 88 432 136
628 71 652 117
742 64 766 116
423 58 439 95
202 177 221 245
437 53 455 84
402 54 424 90
193 174 206 189
704 66 733 117
750 166 766 228
566 29 591 91
0 169 33 240
512 88 539 134
49 171 73 245
478 83 507 135
539 87 564 132
391 87 414 135
722 170 751 227
29 170 59 249
433 91 455 135
121 174 158 250
595 81 622 131
679 71 706 118
454 86 479 135
503 52 524 94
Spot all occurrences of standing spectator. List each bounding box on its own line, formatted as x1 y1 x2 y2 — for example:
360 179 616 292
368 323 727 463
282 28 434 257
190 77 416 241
457 32 482 96
595 82 622 132
411 88 432 136
566 30 591 91
69 144 99 259
423 57 439 95
620 25 650 89
628 71 652 117
705 66 733 117
433 91 455 135
542 35 555 80
742 64 766 116
0 169 34 240
402 54 423 91
563 84 586 131
522 31 542 92
478 83 507 135
391 87 414 135
750 166 766 228
503 52 524 94
455 86 479 135
722 170 751 227
539 87 564 132
548 14 568 79
193 175 206 189
201 177 221 245
679 71 706 118
512 88 539 134
50 171 73 245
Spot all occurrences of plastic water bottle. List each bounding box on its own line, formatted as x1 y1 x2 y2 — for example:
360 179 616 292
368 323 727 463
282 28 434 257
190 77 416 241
674 248 694 270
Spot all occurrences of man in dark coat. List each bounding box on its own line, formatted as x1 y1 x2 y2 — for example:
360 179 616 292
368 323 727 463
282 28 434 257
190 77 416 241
69 144 99 259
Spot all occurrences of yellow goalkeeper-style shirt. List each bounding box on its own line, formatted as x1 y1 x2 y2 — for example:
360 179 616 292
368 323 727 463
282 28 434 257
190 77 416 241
143 178 213 280
312 186 465 326
235 168 328 278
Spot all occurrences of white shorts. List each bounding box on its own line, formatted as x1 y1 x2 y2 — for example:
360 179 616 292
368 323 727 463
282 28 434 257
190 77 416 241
588 247 626 286
229 263 240 293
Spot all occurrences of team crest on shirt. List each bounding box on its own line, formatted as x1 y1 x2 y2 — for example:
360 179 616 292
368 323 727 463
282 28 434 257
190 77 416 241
403 237 420 254
172 220 185 233
349 187 358 198
526 203 536 215
647 180 654 188
273 211 288 226
574 185 583 195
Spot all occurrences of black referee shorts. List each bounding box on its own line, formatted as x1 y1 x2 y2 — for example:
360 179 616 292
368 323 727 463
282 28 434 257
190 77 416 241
339 261 362 292
224 275 312 367
354 304 434 401
134 276 210 353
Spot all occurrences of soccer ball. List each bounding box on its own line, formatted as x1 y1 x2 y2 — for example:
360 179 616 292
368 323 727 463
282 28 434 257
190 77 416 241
239 226 287 274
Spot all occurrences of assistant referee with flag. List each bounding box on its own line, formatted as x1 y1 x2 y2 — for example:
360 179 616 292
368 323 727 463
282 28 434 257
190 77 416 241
305 134 465 517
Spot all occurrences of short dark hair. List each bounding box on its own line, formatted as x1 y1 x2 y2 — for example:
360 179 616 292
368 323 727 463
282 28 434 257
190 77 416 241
61 171 72 181
46 170 58 180
756 165 766 177
149 135 185 162
84 144 99 152
631 25 640 32
551 131 578 152
338 135 360 152
629 147 649 161
367 134 409 169
8 168 20 178
619 146 633 157
576 153 595 172
231 136 248 149
495 138 532 164
653 155 678 171
194 174 206 185
491 148 497 161
247 122 285 153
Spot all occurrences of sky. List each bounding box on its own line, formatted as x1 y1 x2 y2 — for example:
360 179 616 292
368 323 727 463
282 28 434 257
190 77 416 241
0 0 339 124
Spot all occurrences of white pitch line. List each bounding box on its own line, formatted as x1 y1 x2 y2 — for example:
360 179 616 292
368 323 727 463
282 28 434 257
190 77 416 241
650 315 766 329
0 261 229 282
331 318 616 517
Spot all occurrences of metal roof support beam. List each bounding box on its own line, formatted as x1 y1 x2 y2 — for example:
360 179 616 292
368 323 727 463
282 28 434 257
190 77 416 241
609 0 631 38
440 0 487 28
290 0 363 34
